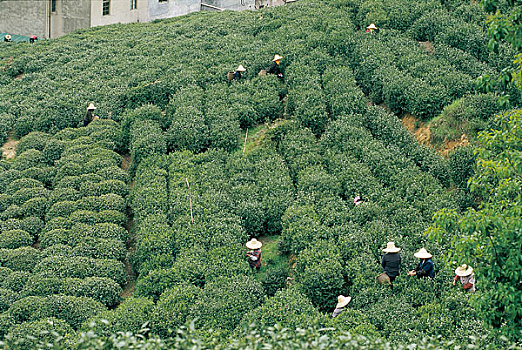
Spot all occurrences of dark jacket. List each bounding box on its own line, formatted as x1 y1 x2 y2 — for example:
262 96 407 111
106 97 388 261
382 253 401 280
268 62 282 76
83 110 94 127
233 71 242 81
415 258 435 279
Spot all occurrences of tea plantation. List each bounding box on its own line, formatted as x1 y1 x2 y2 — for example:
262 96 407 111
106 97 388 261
0 0 520 348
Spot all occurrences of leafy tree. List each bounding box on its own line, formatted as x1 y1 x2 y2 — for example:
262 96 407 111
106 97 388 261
428 109 522 340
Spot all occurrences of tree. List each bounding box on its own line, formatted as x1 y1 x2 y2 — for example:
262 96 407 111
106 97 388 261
428 109 522 340
478 0 522 105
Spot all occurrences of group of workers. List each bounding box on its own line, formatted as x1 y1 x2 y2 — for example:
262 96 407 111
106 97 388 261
3 34 38 43
245 238 476 318
228 54 284 82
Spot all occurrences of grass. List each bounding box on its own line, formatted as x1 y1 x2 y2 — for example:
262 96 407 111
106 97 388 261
252 235 290 283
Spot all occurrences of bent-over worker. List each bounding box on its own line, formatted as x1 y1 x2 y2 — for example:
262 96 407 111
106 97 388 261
246 238 262 271
233 65 246 81
408 248 435 279
453 264 476 292
332 295 352 318
268 54 284 79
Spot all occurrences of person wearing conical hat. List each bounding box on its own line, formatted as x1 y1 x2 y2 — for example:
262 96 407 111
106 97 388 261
366 23 378 34
453 264 476 292
408 248 435 279
83 103 98 127
233 65 246 81
4 35 12 42
30 35 37 44
246 238 262 271
332 295 352 318
268 54 284 79
381 242 401 282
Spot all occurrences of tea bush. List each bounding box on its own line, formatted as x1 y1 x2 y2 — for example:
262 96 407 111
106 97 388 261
0 230 33 249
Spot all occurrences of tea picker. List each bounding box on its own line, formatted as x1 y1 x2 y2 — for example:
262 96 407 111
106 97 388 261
378 242 401 287
408 248 435 279
453 264 476 292
268 54 284 80
332 295 352 318
227 65 246 82
4 35 11 43
246 238 262 272
83 103 99 127
366 23 378 34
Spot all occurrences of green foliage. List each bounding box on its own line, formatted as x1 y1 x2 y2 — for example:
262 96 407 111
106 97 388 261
6 318 74 350
294 241 344 312
0 247 41 272
0 230 33 249
16 131 51 155
240 288 321 330
428 109 522 340
151 283 201 337
191 275 264 331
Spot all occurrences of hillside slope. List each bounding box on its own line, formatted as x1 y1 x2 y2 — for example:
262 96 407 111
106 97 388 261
0 0 517 347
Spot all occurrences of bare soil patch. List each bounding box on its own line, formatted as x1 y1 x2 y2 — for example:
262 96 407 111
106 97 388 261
419 41 434 54
1 132 18 159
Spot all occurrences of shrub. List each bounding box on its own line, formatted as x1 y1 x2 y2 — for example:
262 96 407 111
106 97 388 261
0 247 41 272
42 139 66 163
47 201 79 220
20 276 62 298
130 120 166 168
5 177 44 195
61 277 122 307
134 268 183 302
0 194 12 211
1 217 43 238
47 188 81 206
72 237 126 261
121 104 167 149
205 105 241 152
449 145 476 189
190 275 264 331
74 223 127 241
84 297 154 335
16 131 51 154
0 270 30 293
6 318 74 350
0 169 22 193
69 210 99 226
241 288 321 330
10 187 48 206
0 287 17 312
294 241 345 312
0 230 33 249
98 210 127 226
34 256 126 285
20 166 56 187
42 217 72 233
0 113 15 146
20 197 48 218
134 214 175 275
150 283 201 337
166 105 209 153
96 166 130 184
9 295 105 330
11 149 45 172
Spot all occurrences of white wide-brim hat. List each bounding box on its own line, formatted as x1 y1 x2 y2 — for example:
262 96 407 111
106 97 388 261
383 242 401 253
5 35 11 40
455 264 473 277
87 103 97 110
246 238 262 249
236 65 246 72
414 248 432 259
272 54 283 62
336 295 352 308
367 23 377 30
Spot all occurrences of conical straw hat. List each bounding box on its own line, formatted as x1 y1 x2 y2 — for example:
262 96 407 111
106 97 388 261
236 65 246 72
455 264 473 277
367 23 377 30
5 35 11 40
382 242 401 253
336 295 352 308
87 103 97 110
272 54 283 62
246 238 262 249
414 248 432 259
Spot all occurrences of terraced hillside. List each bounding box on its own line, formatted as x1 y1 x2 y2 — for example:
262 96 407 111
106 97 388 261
0 0 520 348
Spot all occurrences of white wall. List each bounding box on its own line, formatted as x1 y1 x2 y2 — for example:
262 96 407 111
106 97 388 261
148 0 201 20
91 0 148 27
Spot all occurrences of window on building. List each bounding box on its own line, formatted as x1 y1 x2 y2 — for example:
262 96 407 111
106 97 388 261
102 0 110 15
51 0 56 12
131 0 137 10
159 0 168 2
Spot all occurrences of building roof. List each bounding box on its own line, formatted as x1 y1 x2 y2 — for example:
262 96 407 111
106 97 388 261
1 33 33 43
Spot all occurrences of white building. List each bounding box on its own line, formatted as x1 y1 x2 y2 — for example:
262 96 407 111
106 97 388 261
0 0 285 39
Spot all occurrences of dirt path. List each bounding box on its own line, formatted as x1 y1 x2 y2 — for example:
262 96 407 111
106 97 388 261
1 132 18 159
